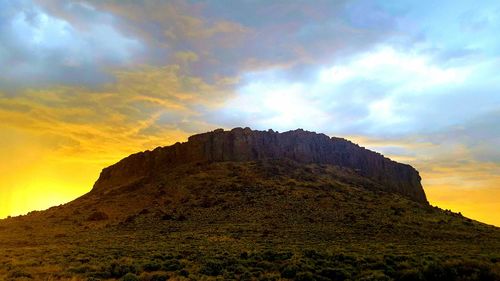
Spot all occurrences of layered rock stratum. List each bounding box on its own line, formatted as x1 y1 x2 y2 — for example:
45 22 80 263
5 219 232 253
93 127 427 203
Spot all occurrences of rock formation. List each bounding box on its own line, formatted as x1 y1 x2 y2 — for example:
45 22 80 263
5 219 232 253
93 128 427 203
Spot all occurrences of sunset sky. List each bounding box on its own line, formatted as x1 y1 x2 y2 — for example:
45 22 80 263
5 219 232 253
1 0 499 226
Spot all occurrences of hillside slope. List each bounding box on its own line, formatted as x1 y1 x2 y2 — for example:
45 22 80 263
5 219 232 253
0 129 498 281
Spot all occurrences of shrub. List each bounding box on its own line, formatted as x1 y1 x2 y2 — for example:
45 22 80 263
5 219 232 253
68 265 94 274
146 272 169 281
107 262 137 278
233 264 249 274
240 270 252 281
423 260 500 281
7 270 33 279
259 273 281 281
423 262 454 280
162 259 182 271
87 211 109 221
161 214 174 221
332 253 357 265
281 265 299 278
200 260 224 276
303 249 324 259
253 261 274 271
396 268 423 281
122 273 139 281
178 269 189 277
142 261 162 272
262 250 293 261
295 271 315 281
358 270 391 281
318 267 351 280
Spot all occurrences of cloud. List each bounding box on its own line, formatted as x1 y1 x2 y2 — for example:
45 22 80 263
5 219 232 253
49 0 411 84
0 64 238 167
67 0 252 79
0 0 143 89
215 45 477 135
8 0 428 89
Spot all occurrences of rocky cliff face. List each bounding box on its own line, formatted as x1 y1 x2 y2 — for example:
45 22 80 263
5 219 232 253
93 128 428 203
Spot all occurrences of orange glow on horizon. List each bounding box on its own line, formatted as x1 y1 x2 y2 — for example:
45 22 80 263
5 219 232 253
0 123 191 219
425 185 500 227
421 168 500 227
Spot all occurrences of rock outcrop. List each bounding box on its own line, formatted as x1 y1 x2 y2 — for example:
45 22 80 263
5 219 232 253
92 128 427 203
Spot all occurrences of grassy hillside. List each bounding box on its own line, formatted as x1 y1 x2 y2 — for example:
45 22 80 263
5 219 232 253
1 160 499 280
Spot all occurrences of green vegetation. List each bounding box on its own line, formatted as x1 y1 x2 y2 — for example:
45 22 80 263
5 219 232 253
0 160 499 280
1 247 498 280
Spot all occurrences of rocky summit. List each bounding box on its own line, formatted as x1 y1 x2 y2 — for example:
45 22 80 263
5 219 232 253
1 128 499 281
93 128 427 203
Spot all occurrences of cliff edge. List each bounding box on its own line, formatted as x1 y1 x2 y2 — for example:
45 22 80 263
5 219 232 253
92 127 427 203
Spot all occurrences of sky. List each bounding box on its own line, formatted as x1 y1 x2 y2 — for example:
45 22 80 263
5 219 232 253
0 0 499 226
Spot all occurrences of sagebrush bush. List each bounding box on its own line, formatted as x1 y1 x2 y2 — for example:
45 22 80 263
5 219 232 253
200 260 224 276
121 272 139 281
